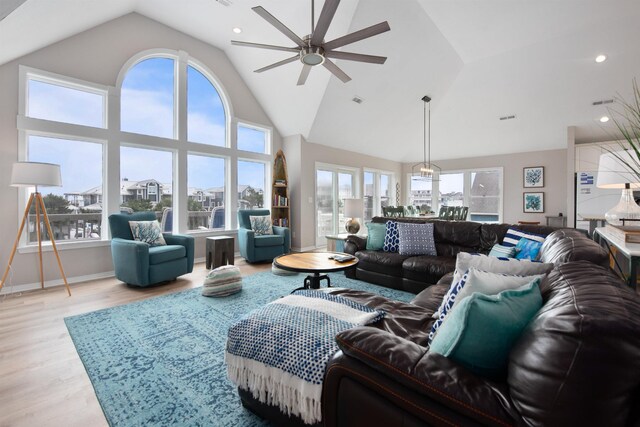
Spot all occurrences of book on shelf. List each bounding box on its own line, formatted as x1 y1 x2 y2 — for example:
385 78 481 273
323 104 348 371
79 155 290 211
604 224 640 243
272 218 288 227
272 194 288 207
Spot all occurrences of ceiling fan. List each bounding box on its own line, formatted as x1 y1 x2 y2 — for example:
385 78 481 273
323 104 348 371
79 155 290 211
231 0 390 85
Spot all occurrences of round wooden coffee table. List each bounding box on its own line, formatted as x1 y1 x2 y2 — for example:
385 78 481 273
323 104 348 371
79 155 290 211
273 252 359 290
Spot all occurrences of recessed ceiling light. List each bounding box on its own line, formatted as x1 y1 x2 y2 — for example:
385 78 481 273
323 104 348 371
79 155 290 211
595 54 607 63
600 116 610 123
232 27 242 34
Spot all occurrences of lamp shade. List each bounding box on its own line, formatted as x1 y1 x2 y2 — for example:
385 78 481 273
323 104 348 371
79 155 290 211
343 198 363 218
11 162 62 187
596 152 640 189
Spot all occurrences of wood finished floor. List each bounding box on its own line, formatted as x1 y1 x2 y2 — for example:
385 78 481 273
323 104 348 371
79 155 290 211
0 260 271 427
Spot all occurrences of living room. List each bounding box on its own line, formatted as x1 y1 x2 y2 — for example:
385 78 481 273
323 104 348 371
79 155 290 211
1 1 639 426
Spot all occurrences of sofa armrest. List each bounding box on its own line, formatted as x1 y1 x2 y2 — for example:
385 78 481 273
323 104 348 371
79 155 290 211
163 233 195 272
272 226 291 253
410 282 450 312
110 237 150 285
327 327 517 426
344 235 367 254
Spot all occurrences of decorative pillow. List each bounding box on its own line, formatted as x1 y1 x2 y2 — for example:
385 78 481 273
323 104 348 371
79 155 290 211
428 269 470 345
128 220 166 247
434 252 553 319
429 279 543 378
515 238 543 260
502 227 546 248
382 221 400 252
366 222 386 251
203 265 243 297
488 244 516 258
249 215 273 235
397 222 437 256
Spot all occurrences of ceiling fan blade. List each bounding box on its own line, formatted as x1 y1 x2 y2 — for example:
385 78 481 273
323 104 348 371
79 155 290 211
252 6 306 48
255 55 299 73
297 65 312 86
310 0 340 46
323 59 351 83
325 51 387 64
323 21 390 50
231 40 300 53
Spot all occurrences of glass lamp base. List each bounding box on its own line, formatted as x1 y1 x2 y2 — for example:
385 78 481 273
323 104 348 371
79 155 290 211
605 188 640 226
345 219 360 234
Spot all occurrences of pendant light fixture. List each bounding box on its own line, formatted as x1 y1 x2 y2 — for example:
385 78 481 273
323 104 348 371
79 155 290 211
412 95 440 181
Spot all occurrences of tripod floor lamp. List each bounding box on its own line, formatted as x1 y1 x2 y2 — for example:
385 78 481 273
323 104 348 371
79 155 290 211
0 162 71 296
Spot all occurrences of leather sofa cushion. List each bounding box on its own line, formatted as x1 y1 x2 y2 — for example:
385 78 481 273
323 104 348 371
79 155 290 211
402 256 456 284
433 220 482 248
254 234 284 247
355 250 410 278
538 229 608 266
148 245 186 265
509 261 640 426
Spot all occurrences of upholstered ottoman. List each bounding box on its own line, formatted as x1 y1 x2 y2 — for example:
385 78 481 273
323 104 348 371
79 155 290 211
202 265 242 297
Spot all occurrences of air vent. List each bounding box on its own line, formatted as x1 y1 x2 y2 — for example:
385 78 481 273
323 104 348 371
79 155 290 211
215 0 232 6
352 96 364 104
499 115 516 121
592 99 614 106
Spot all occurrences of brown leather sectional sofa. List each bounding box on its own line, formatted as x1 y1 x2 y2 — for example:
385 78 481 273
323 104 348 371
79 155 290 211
239 228 640 426
343 217 602 293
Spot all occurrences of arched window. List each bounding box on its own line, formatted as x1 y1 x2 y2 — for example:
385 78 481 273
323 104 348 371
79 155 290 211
187 65 226 146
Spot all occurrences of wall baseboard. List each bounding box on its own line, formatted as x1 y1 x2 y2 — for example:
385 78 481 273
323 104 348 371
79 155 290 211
0 270 115 295
292 246 319 253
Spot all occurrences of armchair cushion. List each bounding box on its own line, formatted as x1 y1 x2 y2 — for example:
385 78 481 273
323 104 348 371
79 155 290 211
249 215 273 235
149 245 186 265
254 235 284 247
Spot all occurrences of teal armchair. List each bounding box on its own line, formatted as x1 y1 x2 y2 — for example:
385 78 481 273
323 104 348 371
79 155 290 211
108 211 194 287
237 209 290 263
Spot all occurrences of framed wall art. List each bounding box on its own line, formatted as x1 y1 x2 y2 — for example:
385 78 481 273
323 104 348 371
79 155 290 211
523 166 544 188
523 192 544 213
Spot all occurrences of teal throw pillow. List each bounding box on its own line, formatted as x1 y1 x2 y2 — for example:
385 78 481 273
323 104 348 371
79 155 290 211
128 220 166 247
429 279 543 379
365 222 386 251
515 238 543 260
488 244 516 258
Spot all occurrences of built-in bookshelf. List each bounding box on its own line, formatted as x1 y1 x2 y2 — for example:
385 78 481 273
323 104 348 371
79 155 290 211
272 149 290 228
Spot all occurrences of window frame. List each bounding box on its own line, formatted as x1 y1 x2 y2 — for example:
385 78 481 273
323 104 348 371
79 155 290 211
363 168 395 220
16 50 273 252
236 120 272 155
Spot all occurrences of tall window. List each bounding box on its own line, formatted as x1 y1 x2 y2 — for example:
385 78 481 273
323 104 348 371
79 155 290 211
27 135 103 242
408 175 433 213
434 168 503 222
19 52 272 246
121 57 175 138
188 65 226 146
238 160 266 210
363 169 394 220
315 165 357 246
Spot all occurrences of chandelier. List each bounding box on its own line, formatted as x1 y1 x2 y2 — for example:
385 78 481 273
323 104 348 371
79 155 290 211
412 95 440 180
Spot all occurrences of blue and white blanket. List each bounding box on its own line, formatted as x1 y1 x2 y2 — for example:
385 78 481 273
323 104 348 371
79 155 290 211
225 290 385 424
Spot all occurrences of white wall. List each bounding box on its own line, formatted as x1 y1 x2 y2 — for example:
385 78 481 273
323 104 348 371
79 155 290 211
0 13 282 290
402 148 568 224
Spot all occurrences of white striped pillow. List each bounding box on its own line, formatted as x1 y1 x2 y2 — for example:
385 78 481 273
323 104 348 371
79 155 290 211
502 228 545 248
489 244 516 258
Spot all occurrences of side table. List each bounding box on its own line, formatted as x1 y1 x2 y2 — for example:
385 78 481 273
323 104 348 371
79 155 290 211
325 233 367 252
206 236 234 270
594 227 638 289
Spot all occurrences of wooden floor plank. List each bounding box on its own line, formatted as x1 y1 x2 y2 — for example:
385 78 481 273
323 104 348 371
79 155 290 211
0 259 270 427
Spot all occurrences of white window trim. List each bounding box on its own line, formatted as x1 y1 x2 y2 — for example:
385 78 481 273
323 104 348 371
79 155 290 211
363 167 396 219
237 120 273 155
17 50 273 249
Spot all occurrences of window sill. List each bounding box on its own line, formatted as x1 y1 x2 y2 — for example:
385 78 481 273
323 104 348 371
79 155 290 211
18 239 110 254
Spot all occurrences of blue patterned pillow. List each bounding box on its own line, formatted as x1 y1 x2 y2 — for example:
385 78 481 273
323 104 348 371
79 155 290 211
502 228 545 248
397 222 437 256
515 238 543 260
128 220 166 247
489 244 516 258
428 270 469 345
249 215 273 235
382 221 400 252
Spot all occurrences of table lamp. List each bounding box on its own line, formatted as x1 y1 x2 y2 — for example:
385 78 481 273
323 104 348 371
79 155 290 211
343 198 363 234
596 151 640 226
0 162 71 295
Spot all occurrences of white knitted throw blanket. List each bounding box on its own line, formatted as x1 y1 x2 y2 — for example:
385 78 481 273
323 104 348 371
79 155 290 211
225 290 385 425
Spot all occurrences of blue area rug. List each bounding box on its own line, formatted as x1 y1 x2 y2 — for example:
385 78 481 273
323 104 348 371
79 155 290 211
65 271 414 426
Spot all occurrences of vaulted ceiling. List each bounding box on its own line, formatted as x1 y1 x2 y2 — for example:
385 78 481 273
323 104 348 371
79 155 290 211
2 0 640 162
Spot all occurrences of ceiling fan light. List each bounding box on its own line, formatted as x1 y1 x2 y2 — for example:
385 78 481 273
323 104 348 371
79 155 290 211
300 46 325 66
